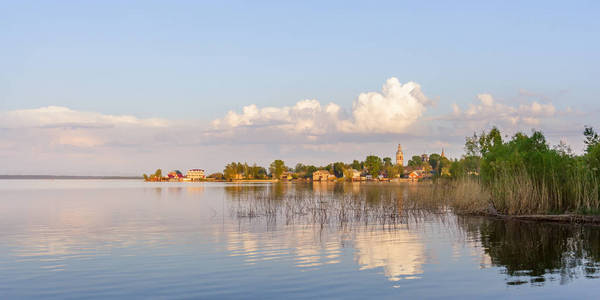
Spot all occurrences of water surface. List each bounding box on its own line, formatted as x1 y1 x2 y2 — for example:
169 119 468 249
0 180 599 299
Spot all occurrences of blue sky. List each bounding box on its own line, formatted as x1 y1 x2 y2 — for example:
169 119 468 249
1 1 599 175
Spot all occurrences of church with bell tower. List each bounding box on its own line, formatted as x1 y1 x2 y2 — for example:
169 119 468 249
395 144 404 166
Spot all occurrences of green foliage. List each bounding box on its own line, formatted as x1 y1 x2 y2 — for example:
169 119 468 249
587 143 600 177
223 162 267 180
427 153 451 177
364 155 383 177
463 156 481 174
351 160 363 171
429 153 441 171
223 162 241 180
465 133 481 156
439 157 451 177
477 129 599 214
381 157 400 178
248 164 267 179
343 168 355 181
207 172 224 180
269 160 287 179
449 156 481 178
584 126 600 153
384 164 403 178
449 160 465 178
383 157 393 167
295 164 319 178
305 165 318 178
479 127 503 155
407 155 423 167
141 169 164 181
332 162 346 178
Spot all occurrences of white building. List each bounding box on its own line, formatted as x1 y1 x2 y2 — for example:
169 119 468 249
186 169 206 180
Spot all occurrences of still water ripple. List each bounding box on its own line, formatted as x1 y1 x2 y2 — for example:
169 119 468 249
1 180 599 299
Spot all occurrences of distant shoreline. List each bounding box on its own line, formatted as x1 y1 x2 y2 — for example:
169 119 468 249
0 175 141 180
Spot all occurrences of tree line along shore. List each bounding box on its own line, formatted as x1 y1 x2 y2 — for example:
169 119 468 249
144 126 600 219
143 153 453 183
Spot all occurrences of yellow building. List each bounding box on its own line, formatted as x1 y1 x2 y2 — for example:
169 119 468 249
313 170 331 181
395 144 404 166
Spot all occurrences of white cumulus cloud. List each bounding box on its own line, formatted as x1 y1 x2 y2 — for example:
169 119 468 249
212 100 343 136
344 78 431 133
212 77 432 136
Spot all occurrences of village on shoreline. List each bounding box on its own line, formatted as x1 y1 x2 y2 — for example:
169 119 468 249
143 144 455 183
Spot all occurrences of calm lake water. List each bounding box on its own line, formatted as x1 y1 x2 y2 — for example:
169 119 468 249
1 180 599 299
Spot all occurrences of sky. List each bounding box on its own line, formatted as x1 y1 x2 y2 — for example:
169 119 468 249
1 0 599 175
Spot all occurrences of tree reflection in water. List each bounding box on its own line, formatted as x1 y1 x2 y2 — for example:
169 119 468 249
459 217 600 285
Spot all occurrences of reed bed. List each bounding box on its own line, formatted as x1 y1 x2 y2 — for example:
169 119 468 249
228 183 453 227
442 168 600 216
483 168 600 215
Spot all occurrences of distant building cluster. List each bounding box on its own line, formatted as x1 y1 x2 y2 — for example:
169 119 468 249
144 169 206 182
403 146 449 181
144 144 451 183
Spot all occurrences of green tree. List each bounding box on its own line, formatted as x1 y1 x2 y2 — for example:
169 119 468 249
463 155 481 174
207 172 224 180
407 156 423 167
584 126 600 153
269 160 287 179
333 162 346 178
587 143 600 177
384 164 403 178
383 157 393 167
429 153 441 172
343 168 355 181
439 157 451 177
364 155 383 177
154 169 162 178
465 133 481 156
245 163 266 179
295 163 306 173
351 160 362 171
258 166 268 178
479 127 503 155
449 160 465 178
223 162 240 180
305 165 318 178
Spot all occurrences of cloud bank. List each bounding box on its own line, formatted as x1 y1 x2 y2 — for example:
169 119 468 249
450 94 557 127
1 106 168 129
0 78 586 175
